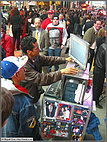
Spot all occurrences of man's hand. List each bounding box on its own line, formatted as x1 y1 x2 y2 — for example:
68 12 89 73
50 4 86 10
65 57 73 62
60 67 78 75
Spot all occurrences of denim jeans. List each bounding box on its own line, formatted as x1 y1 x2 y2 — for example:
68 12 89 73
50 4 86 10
48 48 61 72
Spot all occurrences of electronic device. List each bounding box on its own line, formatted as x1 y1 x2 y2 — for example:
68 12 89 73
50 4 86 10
69 34 90 70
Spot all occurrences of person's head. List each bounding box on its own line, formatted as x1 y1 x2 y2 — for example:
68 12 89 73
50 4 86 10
65 106 68 110
42 10 46 14
59 13 64 21
50 102 53 106
28 10 32 16
14 8 19 15
94 19 101 30
48 10 54 20
10 8 14 16
21 36 39 60
61 107 64 112
52 15 59 26
1 87 15 127
34 17 42 30
66 19 71 25
1 56 28 83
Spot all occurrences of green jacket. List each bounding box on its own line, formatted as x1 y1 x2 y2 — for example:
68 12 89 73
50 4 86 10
83 26 97 47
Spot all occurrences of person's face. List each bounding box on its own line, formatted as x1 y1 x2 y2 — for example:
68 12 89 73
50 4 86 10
65 107 68 110
61 107 64 112
67 20 70 25
94 21 101 30
34 18 41 30
43 11 46 14
59 14 63 20
53 19 59 25
32 42 40 57
17 67 25 81
29 11 32 16
28 42 39 60
48 13 53 20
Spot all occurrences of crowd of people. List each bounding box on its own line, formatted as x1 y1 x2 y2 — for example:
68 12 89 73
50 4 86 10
1 5 106 141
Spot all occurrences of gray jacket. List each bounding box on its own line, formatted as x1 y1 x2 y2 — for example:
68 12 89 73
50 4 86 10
32 29 49 55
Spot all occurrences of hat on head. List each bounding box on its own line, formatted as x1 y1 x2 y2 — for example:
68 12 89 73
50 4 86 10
48 10 54 14
52 14 59 20
1 56 28 79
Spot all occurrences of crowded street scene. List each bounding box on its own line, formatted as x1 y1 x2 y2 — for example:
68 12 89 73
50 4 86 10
1 1 106 141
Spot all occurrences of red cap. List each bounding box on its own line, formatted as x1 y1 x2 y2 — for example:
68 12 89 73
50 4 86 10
48 10 54 14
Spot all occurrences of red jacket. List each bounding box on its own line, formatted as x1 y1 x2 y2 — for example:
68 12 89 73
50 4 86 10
41 17 52 30
1 32 14 57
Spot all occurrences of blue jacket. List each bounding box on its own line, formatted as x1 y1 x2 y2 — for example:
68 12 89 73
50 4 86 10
1 78 42 140
86 112 102 141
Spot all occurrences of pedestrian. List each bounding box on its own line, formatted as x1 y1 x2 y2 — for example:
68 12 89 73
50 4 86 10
59 13 66 28
40 10 48 22
1 22 14 58
1 56 42 140
32 17 49 56
65 18 73 54
82 16 94 35
22 10 34 38
41 10 54 30
83 19 101 70
10 8 23 50
46 14 68 72
93 40 106 109
73 13 80 34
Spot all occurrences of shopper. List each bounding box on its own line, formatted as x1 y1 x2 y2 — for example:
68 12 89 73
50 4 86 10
10 8 23 50
83 19 101 70
93 41 106 109
41 10 54 30
32 17 49 56
1 22 14 58
46 14 68 72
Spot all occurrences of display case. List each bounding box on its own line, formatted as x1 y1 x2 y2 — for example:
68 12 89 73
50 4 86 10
41 96 92 141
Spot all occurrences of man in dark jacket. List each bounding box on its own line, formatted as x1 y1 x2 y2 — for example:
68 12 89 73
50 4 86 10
10 8 23 50
40 10 48 22
93 42 106 109
20 36 78 103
